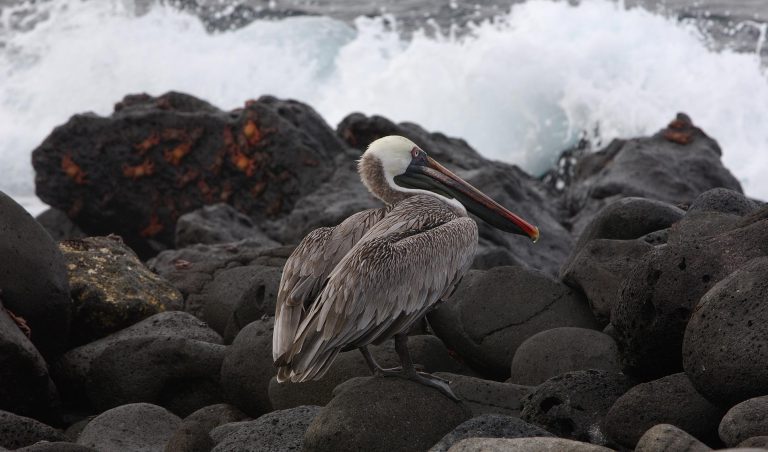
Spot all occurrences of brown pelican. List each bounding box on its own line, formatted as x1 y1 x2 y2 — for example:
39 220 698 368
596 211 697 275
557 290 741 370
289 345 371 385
273 135 539 399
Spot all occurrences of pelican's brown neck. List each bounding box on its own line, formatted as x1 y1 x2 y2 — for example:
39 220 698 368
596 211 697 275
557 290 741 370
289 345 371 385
358 153 410 206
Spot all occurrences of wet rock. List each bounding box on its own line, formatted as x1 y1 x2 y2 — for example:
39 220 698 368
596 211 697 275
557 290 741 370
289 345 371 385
738 437 768 449
149 243 289 336
32 92 343 257
561 239 655 324
614 209 768 379
0 300 59 420
634 424 712 452
521 370 634 444
0 410 64 450
604 373 724 448
220 318 275 417
59 235 183 345
565 114 741 235
86 336 226 413
0 191 71 357
53 311 221 407
165 404 248 452
174 203 279 248
509 327 621 386
429 266 598 377
15 443 97 452
432 373 533 417
719 396 768 447
429 414 552 452
77 403 181 452
35 208 87 242
446 437 614 451
683 257 768 406
210 405 320 452
269 335 469 410
303 377 470 452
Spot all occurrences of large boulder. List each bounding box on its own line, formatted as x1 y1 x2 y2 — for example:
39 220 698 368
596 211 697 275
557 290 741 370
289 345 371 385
520 370 635 444
303 377 470 452
174 203 279 248
32 92 343 257
210 405 320 452
0 410 64 450
53 311 221 407
565 114 742 235
77 403 181 452
509 327 621 386
613 206 768 379
683 257 768 406
718 396 768 447
429 414 552 452
59 235 183 345
0 302 59 420
0 191 71 357
429 266 598 377
433 373 533 417
603 373 724 448
165 404 249 452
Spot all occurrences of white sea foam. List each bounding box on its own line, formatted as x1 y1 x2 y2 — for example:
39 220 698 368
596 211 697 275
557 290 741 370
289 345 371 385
1 0 768 216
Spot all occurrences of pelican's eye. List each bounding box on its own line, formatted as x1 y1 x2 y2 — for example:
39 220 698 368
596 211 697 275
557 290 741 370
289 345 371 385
411 147 420 159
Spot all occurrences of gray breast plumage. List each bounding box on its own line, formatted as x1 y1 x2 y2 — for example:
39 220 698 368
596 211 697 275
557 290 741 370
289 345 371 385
273 194 478 383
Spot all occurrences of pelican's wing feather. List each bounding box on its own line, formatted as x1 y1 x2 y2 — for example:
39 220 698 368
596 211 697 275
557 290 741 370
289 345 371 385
273 207 388 363
278 196 477 382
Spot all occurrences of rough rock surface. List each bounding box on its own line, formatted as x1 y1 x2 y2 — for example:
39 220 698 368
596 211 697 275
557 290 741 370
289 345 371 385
59 235 183 345
0 191 71 357
174 202 279 248
613 207 768 379
565 114 741 235
32 92 343 256
737 437 768 449
634 424 712 452
14 443 97 452
683 257 768 406
509 327 621 386
429 414 552 452
269 335 469 410
35 208 87 242
446 437 614 451
604 373 724 448
210 405 320 452
521 370 635 444
53 311 221 407
0 302 59 420
719 396 768 447
0 410 64 450
149 243 289 338
220 318 276 417
165 404 249 452
429 266 598 377
77 403 181 452
304 377 470 452
433 373 533 417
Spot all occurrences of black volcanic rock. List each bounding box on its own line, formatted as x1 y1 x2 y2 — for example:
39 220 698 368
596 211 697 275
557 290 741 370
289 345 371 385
303 377 470 452
174 202 279 248
718 396 768 447
634 424 712 452
604 373 724 448
35 208 87 242
683 257 768 406
0 191 71 357
612 206 768 379
429 266 598 377
429 414 553 452
520 370 635 444
0 410 64 450
210 405 320 452
77 403 181 452
165 404 249 452
565 114 742 235
32 92 343 257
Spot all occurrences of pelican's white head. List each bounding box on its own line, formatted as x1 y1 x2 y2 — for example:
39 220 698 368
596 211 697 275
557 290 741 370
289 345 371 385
357 135 540 242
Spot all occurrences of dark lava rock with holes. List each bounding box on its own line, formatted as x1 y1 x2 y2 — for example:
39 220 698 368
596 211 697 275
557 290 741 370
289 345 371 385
32 92 343 257
303 377 470 452
684 257 768 406
612 204 768 379
603 373 724 448
428 414 553 452
429 266 598 377
0 191 71 357
77 403 181 452
174 202 279 248
520 369 635 445
0 410 64 450
718 395 768 447
210 405 320 452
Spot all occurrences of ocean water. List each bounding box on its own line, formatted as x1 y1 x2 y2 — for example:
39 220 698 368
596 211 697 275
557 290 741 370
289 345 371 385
1 0 768 216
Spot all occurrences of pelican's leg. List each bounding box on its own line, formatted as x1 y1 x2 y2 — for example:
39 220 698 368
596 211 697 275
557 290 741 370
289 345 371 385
393 333 460 401
359 346 402 376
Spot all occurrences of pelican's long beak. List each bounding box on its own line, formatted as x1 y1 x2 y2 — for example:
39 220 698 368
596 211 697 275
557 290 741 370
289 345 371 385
394 156 540 242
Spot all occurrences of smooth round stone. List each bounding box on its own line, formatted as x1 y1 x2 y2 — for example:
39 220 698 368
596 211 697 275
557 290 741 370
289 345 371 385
446 437 614 451
77 403 181 452
429 414 552 452
634 424 712 452
719 396 768 447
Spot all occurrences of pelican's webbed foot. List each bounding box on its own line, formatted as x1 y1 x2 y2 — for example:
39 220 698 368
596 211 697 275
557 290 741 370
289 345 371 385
410 372 460 401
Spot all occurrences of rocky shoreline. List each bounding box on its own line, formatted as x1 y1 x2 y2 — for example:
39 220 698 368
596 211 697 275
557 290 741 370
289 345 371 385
1 92 767 451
